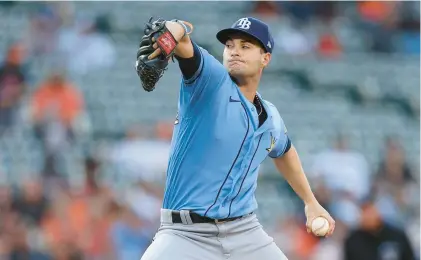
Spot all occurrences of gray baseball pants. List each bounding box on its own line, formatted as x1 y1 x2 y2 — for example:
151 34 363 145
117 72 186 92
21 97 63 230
140 209 288 260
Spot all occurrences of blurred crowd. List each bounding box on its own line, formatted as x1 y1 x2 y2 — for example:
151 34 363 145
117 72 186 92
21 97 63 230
0 1 419 260
0 3 163 259
0 129 418 260
251 1 420 56
270 134 419 260
0 157 162 260
0 1 115 79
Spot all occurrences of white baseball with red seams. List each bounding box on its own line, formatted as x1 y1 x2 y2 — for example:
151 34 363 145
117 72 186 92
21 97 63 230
311 217 330 236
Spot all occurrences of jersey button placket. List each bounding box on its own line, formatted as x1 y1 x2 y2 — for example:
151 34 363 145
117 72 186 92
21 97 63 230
249 105 259 127
238 106 256 178
239 138 255 178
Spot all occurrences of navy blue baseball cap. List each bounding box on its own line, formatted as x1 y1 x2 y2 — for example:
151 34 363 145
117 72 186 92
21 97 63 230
216 17 274 53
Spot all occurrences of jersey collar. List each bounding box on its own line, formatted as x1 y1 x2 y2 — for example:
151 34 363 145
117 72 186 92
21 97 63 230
255 92 275 134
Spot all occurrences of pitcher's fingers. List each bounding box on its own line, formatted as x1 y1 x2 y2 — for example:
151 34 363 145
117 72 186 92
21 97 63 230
148 48 161 60
327 221 335 236
306 219 312 233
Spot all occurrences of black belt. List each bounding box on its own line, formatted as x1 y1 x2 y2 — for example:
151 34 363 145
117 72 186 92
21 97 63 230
171 211 251 224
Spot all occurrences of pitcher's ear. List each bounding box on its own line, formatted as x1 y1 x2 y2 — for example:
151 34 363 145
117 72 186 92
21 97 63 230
262 52 271 68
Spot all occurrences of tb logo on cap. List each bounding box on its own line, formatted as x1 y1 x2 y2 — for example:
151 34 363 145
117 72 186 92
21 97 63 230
236 18 251 30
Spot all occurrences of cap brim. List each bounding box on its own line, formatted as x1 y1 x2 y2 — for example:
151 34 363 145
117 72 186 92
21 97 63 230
216 28 266 51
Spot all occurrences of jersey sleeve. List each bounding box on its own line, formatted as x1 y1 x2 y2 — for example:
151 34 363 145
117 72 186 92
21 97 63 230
175 41 202 81
268 114 291 158
180 41 228 98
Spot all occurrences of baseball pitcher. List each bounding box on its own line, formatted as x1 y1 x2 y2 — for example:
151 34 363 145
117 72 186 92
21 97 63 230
135 17 335 260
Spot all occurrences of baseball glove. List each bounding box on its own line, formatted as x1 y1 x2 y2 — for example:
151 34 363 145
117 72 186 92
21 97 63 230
135 17 178 92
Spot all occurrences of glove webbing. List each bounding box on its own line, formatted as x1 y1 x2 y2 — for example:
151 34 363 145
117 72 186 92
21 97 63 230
136 59 165 92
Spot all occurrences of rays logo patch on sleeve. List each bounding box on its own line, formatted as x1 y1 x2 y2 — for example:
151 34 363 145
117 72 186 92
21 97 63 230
266 132 276 152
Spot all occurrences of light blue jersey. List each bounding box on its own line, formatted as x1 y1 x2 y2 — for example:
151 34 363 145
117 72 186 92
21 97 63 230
162 44 290 219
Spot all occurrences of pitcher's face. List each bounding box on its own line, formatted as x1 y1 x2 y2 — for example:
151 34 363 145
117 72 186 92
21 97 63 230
223 34 271 79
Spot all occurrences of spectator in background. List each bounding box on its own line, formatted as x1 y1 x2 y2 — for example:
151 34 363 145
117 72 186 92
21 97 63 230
83 192 115 260
317 31 342 58
395 2 420 54
7 178 51 259
41 167 115 259
24 4 62 58
77 158 116 260
310 133 371 203
110 123 171 224
50 243 83 260
310 133 370 228
111 123 171 183
56 14 116 76
83 157 101 196
8 220 36 260
357 1 400 53
276 20 316 56
251 1 280 19
41 187 88 259
344 197 415 260
30 71 84 179
0 43 26 135
41 188 75 258
110 206 154 260
373 136 419 227
376 136 416 192
12 178 49 227
3 208 50 260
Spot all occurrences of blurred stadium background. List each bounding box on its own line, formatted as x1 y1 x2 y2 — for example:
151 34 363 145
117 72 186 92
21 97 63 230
0 1 419 260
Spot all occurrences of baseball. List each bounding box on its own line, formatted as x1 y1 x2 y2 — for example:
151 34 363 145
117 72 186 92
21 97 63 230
311 217 329 236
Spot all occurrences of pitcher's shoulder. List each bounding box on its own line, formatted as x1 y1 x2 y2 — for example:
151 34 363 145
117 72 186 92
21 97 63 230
263 100 282 118
263 100 287 132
